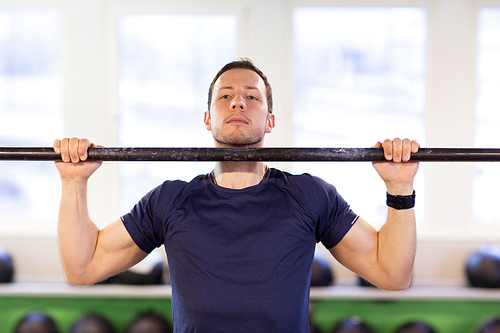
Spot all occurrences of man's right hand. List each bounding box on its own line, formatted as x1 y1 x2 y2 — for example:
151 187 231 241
53 138 102 181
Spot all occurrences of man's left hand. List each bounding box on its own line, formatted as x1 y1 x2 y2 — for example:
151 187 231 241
372 138 420 195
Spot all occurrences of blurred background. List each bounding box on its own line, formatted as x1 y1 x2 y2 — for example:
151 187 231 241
0 0 499 289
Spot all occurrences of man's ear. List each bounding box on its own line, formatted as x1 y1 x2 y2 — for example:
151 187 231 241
204 111 211 131
265 113 275 133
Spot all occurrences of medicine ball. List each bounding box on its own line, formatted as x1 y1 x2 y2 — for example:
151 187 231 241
310 321 322 333
15 312 59 333
358 276 376 288
99 251 165 285
70 313 115 333
126 311 171 333
117 262 164 285
331 317 374 333
394 321 437 333
477 317 500 333
311 255 334 287
466 245 500 288
0 244 14 282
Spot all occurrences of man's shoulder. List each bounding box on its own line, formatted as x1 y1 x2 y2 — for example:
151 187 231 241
156 174 209 194
271 168 325 187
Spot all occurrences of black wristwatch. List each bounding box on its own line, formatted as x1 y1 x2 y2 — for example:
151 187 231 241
386 191 416 210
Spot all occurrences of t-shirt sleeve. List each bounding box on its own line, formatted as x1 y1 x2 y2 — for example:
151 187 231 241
121 185 164 254
310 176 359 249
121 180 188 254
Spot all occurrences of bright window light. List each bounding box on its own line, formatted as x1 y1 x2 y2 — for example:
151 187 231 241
292 7 428 228
117 13 238 210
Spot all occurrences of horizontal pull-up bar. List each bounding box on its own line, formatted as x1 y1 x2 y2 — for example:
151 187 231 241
1 147 500 162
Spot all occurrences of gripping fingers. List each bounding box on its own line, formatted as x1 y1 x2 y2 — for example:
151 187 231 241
402 138 412 162
411 140 420 154
392 138 403 162
69 137 81 162
78 139 91 161
52 139 61 154
54 138 91 163
381 138 399 162
58 138 70 162
401 139 420 162
376 138 420 163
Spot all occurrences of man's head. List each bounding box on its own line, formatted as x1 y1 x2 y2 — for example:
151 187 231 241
207 58 273 114
204 59 275 148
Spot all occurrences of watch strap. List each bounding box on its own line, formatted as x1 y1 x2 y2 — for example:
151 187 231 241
386 191 416 210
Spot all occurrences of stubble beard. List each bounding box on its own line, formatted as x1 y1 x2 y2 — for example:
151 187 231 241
213 128 266 148
211 118 268 148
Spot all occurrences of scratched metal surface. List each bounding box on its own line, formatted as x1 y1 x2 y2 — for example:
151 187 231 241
1 147 500 161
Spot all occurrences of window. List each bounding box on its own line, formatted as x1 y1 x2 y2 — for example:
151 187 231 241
293 7 428 228
0 7 62 229
117 13 238 210
473 7 500 225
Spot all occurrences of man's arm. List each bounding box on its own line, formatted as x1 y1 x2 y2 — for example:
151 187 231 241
329 138 419 291
54 138 147 285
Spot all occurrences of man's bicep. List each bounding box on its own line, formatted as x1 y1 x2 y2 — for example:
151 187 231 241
328 217 379 279
90 218 149 282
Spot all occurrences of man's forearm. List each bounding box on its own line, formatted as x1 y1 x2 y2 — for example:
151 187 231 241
377 207 417 289
58 179 100 284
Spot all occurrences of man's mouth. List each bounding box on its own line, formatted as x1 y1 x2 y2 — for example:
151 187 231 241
227 116 249 124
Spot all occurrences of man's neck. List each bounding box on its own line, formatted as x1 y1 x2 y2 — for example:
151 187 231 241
212 161 268 189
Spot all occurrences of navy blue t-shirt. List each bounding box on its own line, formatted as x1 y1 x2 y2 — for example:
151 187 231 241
121 168 358 333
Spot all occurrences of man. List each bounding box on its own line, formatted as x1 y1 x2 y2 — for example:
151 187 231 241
53 59 420 332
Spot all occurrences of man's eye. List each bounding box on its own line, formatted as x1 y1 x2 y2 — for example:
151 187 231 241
221 95 230 99
248 96 256 100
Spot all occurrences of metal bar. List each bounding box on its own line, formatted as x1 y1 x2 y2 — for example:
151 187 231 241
2 147 500 162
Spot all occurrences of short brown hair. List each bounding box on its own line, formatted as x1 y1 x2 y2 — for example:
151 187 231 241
207 58 273 114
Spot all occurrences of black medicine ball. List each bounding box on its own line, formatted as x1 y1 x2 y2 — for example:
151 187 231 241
99 252 165 285
311 256 334 287
118 261 164 285
127 312 171 333
15 312 59 333
394 321 437 333
70 313 115 333
331 317 374 333
309 321 322 333
0 244 14 282
477 317 500 333
466 245 500 288
358 276 376 288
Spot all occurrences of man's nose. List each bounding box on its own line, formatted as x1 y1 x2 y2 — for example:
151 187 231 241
231 95 245 111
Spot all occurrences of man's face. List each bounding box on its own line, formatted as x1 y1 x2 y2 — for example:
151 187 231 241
204 68 275 148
